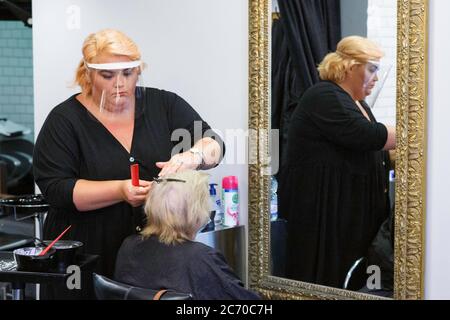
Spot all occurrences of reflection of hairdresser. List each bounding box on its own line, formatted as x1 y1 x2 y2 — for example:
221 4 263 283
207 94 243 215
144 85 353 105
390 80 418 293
33 29 224 280
278 36 396 288
114 170 260 300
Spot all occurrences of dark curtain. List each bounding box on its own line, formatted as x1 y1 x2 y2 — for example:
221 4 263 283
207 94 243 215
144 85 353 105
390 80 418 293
272 0 341 171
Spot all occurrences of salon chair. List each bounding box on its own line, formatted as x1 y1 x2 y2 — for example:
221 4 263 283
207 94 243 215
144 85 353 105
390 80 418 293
92 273 192 300
270 218 287 277
0 233 33 251
343 258 393 298
0 215 34 251
343 257 368 291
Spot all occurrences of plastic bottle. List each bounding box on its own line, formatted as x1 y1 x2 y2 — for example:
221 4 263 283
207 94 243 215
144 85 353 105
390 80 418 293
270 176 278 222
200 185 216 233
222 176 239 227
209 184 223 226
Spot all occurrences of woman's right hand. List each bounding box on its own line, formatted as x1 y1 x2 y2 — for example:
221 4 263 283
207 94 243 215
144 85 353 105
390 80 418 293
121 179 153 207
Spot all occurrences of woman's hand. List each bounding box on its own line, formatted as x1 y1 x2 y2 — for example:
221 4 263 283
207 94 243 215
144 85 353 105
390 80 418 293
121 179 153 207
156 151 200 177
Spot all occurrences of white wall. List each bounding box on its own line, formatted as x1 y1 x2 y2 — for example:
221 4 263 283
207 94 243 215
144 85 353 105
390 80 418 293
425 0 450 300
33 0 249 277
367 0 397 126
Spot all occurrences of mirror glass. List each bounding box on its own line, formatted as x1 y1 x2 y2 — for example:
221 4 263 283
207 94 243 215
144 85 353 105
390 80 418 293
269 0 397 297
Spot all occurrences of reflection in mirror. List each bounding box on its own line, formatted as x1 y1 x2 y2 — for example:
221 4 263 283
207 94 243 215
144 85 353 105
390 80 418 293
270 0 397 298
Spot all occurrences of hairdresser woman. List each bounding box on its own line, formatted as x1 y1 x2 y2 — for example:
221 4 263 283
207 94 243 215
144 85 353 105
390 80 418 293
33 29 224 279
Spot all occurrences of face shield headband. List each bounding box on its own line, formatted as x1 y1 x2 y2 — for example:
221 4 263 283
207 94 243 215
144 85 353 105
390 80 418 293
84 60 142 70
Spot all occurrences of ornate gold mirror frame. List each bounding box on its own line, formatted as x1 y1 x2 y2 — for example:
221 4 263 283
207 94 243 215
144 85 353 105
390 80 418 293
248 0 428 300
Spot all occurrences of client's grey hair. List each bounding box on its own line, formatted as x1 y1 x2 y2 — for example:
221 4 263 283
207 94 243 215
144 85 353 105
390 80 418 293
142 170 211 245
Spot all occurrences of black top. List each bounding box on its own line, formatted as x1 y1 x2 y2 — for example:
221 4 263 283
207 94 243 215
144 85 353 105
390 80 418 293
33 88 223 277
278 81 390 288
114 235 261 300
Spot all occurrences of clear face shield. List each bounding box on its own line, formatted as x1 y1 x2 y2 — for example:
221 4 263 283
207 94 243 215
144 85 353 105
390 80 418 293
363 60 393 109
85 60 146 119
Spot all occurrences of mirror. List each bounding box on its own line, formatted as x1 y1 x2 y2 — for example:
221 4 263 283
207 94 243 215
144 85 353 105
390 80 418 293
271 0 397 295
248 0 428 300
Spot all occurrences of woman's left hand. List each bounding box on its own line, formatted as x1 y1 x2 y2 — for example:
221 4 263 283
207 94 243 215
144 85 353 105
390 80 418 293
156 151 201 177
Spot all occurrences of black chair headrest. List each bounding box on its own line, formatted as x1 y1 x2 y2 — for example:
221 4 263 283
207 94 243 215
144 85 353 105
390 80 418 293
92 273 192 300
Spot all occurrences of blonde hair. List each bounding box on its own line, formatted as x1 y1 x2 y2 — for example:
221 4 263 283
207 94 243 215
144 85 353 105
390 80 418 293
318 36 384 83
142 170 211 245
75 29 143 96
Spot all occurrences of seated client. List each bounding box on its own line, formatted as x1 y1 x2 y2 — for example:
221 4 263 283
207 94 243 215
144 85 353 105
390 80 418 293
114 170 260 300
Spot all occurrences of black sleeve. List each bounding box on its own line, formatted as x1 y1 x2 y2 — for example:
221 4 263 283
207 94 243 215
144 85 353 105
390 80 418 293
191 250 261 300
165 92 225 162
305 89 388 151
33 112 79 211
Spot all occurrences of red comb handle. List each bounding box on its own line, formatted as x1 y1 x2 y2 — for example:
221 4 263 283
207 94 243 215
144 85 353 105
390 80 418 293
131 164 140 186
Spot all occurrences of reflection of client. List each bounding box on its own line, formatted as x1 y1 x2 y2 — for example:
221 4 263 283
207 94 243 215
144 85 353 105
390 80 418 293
279 36 396 288
114 170 260 300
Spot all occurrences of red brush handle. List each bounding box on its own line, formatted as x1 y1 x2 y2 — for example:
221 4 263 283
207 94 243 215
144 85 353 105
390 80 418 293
39 225 72 256
131 164 140 186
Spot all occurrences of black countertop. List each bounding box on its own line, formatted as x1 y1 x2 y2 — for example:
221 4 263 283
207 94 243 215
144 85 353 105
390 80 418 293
0 252 98 285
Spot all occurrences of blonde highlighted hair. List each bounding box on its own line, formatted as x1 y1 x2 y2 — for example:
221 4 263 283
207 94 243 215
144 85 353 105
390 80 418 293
74 29 143 95
317 36 384 83
142 170 211 245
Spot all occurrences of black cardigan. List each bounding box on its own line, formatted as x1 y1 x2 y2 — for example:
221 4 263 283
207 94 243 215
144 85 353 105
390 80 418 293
115 235 261 300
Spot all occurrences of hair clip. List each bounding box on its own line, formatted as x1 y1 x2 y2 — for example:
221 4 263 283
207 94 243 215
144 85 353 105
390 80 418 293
153 177 187 184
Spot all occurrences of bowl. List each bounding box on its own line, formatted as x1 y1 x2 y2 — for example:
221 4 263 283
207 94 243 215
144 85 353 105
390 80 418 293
13 247 57 272
41 240 83 272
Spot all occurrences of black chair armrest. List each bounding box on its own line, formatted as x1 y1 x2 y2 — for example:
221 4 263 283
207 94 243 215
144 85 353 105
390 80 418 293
93 273 192 300
343 257 367 290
